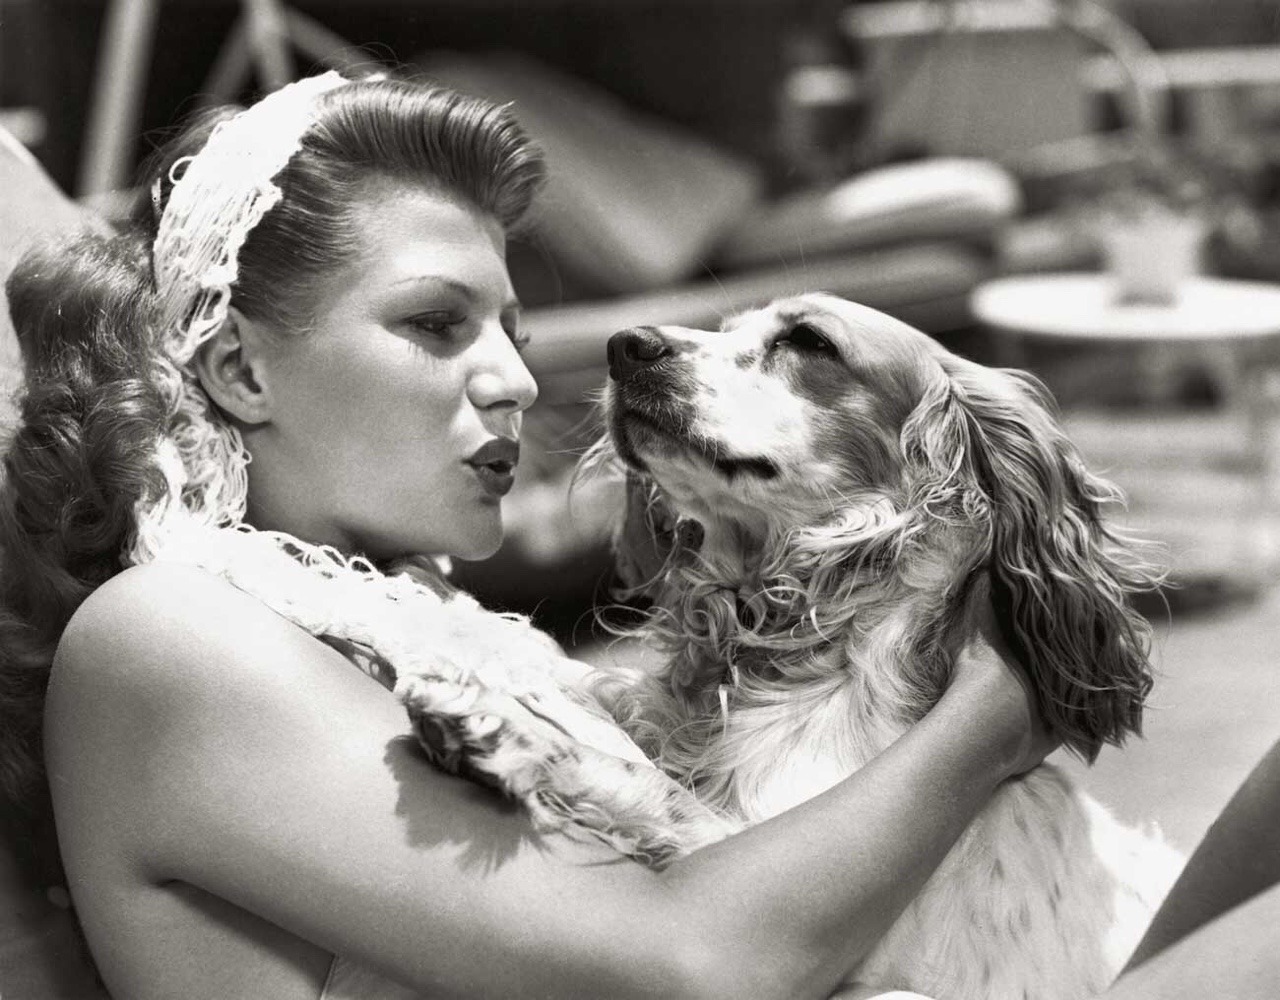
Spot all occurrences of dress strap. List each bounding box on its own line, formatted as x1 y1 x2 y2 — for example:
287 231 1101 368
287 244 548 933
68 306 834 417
320 634 397 691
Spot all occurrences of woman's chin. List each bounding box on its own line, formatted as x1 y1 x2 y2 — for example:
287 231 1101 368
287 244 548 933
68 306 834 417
343 514 503 565
442 516 506 563
449 538 503 563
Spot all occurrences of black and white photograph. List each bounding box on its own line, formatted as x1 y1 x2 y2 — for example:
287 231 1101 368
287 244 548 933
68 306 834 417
2 1 1279 997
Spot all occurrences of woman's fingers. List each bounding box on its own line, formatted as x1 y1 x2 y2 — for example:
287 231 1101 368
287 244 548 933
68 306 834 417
952 625 1060 778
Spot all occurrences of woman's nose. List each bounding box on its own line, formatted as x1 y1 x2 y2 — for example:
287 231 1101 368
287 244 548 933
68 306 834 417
469 330 538 413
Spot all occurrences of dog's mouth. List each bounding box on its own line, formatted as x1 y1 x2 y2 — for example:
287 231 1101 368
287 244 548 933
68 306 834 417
610 403 780 482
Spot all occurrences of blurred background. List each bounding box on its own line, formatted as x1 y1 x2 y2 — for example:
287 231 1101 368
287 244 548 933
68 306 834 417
4 1 1280 993
7 0 1280 618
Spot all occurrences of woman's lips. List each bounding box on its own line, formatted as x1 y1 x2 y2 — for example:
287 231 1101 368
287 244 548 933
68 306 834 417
467 438 519 498
471 463 515 497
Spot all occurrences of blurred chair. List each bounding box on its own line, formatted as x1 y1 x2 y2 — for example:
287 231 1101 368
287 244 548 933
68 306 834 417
78 0 364 198
845 0 1173 161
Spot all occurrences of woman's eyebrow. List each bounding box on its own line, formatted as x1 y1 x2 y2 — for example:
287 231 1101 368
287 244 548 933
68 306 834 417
389 274 473 295
388 275 520 312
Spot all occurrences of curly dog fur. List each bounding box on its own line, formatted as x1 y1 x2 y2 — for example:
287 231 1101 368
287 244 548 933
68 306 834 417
401 293 1184 999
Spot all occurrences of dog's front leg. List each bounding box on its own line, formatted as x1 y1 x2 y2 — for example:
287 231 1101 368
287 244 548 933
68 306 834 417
398 670 739 864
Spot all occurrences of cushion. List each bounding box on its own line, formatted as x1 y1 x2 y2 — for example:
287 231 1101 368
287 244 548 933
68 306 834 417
418 52 764 296
713 157 1022 270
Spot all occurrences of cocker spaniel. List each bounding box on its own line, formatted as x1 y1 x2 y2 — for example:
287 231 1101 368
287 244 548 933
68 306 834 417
399 293 1183 1000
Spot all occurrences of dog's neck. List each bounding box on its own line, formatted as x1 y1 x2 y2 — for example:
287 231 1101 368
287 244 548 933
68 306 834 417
630 513 985 820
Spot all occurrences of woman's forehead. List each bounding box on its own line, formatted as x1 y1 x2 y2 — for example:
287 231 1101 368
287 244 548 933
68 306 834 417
351 182 506 256
331 184 512 303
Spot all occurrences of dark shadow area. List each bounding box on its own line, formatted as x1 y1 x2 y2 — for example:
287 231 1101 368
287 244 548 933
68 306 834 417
384 734 532 874
383 734 639 876
0 806 108 999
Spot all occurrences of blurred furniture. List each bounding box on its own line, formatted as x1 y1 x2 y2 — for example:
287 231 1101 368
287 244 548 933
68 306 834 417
972 272 1280 587
75 0 819 199
77 0 161 196
842 0 1173 161
0 0 50 152
843 0 1093 162
79 0 365 197
1084 44 1280 142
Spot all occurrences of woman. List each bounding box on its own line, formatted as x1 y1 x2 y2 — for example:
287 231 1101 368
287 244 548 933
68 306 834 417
0 71 1273 1000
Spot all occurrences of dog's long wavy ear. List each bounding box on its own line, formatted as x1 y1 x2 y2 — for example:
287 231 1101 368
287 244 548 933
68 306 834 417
576 433 686 602
907 354 1162 762
612 471 680 598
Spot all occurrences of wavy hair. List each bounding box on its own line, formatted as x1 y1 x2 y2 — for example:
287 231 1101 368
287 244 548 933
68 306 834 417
0 233 165 855
0 77 546 882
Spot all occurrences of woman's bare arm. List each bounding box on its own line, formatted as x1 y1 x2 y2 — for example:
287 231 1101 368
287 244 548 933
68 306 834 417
1123 737 1280 972
1092 733 1280 1000
1105 880 1280 999
47 563 1042 1000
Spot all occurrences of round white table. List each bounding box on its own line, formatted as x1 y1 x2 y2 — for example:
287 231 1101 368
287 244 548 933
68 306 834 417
972 273 1280 346
971 272 1280 587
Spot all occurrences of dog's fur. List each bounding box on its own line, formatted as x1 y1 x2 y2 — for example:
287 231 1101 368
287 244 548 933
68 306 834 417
399 293 1183 1000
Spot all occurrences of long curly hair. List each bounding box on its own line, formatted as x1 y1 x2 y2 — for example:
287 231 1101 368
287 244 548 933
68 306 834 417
0 234 167 878
0 76 546 883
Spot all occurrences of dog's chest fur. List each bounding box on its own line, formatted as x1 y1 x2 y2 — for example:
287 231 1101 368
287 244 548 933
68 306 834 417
643 607 1180 1000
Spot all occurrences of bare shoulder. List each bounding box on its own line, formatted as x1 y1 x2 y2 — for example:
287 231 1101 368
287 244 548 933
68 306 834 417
57 561 290 682
53 562 353 714
46 562 392 840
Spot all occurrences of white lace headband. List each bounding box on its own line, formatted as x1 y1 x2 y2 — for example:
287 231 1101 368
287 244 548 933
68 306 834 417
127 71 350 563
152 71 350 365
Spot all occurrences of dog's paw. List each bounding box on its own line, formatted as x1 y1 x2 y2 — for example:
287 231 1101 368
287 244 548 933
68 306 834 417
396 674 509 783
396 670 603 799
396 669 734 864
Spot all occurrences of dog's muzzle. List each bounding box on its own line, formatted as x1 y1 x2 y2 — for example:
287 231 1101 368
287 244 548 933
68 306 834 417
608 327 670 382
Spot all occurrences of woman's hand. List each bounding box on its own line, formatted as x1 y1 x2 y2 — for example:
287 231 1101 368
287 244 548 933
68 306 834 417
946 597 1058 781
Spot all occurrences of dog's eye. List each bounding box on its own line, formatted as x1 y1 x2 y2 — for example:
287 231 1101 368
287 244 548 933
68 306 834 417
780 323 834 354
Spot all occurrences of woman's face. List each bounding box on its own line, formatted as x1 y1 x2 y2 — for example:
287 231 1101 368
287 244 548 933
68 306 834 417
243 182 538 561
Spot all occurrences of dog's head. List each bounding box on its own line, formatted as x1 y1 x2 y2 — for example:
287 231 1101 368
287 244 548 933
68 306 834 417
603 293 1160 761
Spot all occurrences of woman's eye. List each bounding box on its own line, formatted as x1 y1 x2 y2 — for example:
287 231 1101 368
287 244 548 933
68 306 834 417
408 313 463 338
781 323 833 353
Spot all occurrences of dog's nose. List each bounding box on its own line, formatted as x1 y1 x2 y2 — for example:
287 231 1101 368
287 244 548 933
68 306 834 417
607 327 671 381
